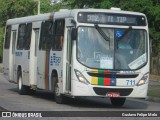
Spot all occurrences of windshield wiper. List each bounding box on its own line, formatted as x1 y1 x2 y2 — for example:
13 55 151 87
119 26 132 40
94 24 110 42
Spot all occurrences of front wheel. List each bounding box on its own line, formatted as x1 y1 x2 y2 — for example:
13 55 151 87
110 98 126 106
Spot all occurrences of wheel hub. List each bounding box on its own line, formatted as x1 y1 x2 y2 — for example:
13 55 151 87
18 77 22 90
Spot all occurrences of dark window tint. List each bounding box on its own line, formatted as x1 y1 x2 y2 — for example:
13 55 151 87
52 19 65 50
39 21 53 50
4 26 11 49
17 24 26 50
24 23 32 50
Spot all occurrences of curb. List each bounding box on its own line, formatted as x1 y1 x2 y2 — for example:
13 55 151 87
149 79 160 85
150 79 160 82
146 96 160 103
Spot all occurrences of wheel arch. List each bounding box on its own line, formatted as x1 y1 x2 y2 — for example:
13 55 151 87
51 69 59 91
17 65 22 82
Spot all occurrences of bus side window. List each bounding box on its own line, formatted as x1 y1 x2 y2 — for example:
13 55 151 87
4 26 11 49
52 19 65 51
39 21 53 50
24 23 32 50
17 24 26 50
39 22 43 50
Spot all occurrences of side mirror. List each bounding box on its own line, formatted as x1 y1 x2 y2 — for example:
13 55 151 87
71 28 77 40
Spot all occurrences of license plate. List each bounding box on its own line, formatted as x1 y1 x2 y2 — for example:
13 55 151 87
106 92 120 97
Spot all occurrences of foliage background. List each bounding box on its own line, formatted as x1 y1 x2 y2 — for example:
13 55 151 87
0 0 160 74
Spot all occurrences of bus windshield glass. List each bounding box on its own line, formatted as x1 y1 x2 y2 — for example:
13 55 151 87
77 26 147 70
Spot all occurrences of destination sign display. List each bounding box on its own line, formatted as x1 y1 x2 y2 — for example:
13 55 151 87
77 12 146 26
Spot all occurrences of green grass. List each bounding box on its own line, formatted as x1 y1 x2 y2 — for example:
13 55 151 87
148 85 160 98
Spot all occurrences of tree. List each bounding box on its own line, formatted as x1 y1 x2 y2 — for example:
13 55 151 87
40 0 64 13
62 0 104 8
0 0 37 27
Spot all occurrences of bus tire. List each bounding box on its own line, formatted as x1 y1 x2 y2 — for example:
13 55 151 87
54 83 65 104
110 98 126 106
17 71 27 95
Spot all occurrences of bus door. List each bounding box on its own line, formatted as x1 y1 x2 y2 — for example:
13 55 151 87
65 18 75 93
65 28 72 93
3 26 11 80
37 21 53 90
9 30 17 82
29 28 39 86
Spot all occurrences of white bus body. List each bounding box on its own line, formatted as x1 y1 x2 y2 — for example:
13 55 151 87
3 8 150 106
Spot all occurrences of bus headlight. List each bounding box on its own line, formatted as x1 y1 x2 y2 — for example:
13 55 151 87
74 69 89 84
137 73 149 86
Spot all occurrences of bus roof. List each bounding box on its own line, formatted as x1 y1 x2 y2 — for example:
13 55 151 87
6 8 146 25
69 9 146 17
6 13 53 25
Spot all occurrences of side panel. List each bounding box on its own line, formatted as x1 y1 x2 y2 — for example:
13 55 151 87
37 50 46 89
3 49 9 79
22 50 30 85
29 22 41 86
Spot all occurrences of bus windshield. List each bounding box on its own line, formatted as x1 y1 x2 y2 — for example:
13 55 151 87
77 26 147 70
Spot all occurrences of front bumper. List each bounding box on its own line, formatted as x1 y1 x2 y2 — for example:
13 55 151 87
71 79 148 98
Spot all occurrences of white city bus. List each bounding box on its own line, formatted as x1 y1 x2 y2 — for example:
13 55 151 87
3 8 150 106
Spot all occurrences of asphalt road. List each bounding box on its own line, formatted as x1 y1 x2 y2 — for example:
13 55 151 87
0 73 159 119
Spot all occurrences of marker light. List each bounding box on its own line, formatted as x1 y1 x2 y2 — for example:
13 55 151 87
137 73 149 86
74 69 89 84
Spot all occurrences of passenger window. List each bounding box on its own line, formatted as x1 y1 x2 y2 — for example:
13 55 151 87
17 24 26 50
24 23 32 50
52 19 65 51
4 26 11 49
39 21 53 50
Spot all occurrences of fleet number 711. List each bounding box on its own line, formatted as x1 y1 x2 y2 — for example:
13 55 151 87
126 80 136 86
